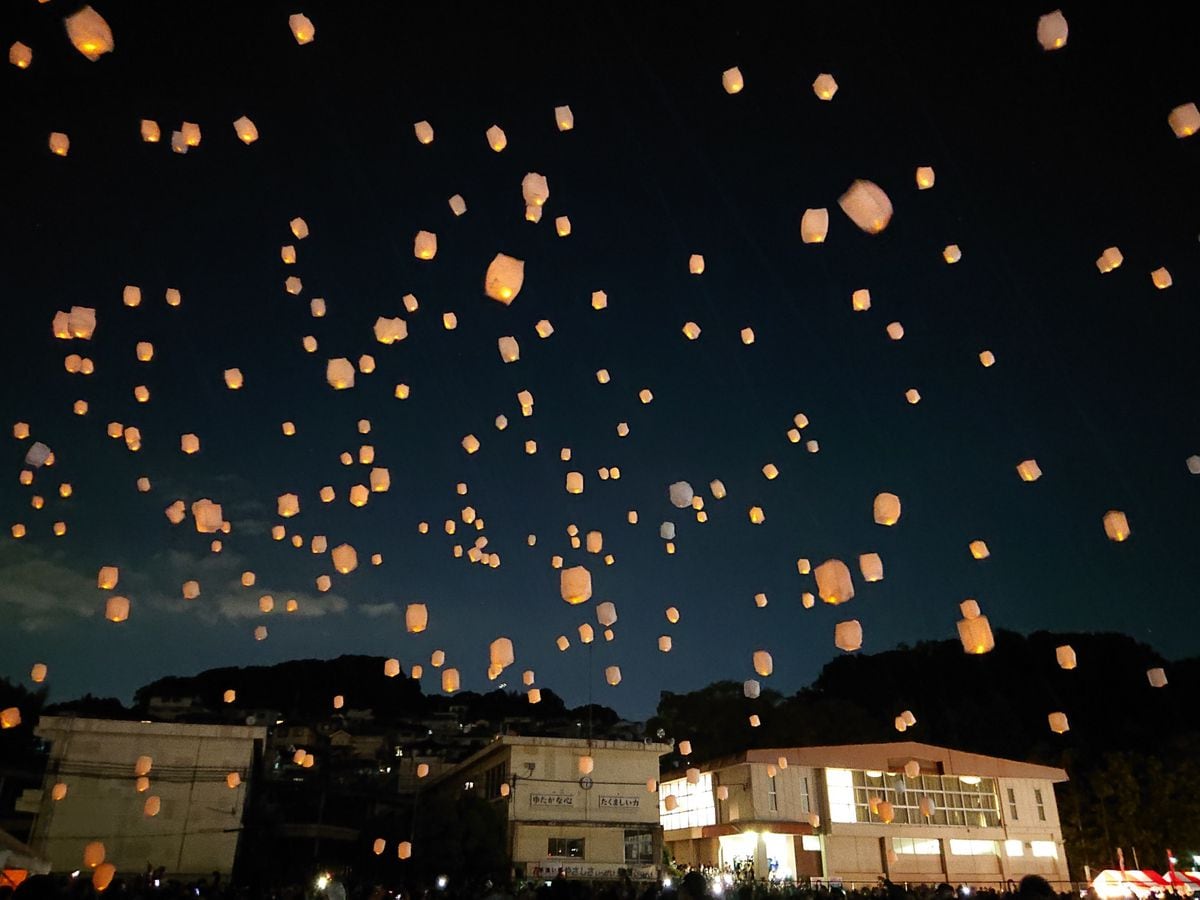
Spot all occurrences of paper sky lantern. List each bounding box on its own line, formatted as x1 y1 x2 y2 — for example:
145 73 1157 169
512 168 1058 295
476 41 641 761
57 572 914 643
442 668 460 693
9 42 32 69
852 289 871 311
1016 459 1042 481
753 650 773 677
748 506 765 524
916 166 935 189
1048 712 1070 734
0 707 21 729
97 566 119 589
327 358 355 389
30 663 47 684
838 180 893 233
1147 667 1168 688
943 244 962 263
605 666 622 686
688 253 705 275
331 543 357 574
957 615 995 654
1150 267 1172 289
49 132 70 156
815 559 855 604
233 116 258 144
140 119 160 142
722 66 744 94
486 125 507 151
65 6 113 61
1037 10 1069 49
1103 510 1130 542
1096 246 1123 273
93 864 116 893
1169 102 1200 138
105 596 129 622
873 492 901 525
522 172 550 207
813 73 838 100
887 321 904 340
1055 645 1077 670
877 800 895 823
405 603 427 633
413 120 433 144
859 553 884 582
485 253 524 304
561 566 592 604
835 619 863 652
555 104 574 130
969 540 990 559
669 481 695 508
800 208 829 243
289 13 315 44
413 230 437 260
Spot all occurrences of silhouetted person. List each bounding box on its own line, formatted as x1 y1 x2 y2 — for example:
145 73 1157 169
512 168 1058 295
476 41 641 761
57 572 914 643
1017 876 1055 900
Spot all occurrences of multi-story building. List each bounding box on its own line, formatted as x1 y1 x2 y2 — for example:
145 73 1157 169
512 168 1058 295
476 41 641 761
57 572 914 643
431 735 672 881
660 742 1069 889
29 716 265 877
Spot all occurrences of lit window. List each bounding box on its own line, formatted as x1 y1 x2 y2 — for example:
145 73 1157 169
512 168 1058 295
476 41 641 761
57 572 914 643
768 774 778 811
799 776 811 815
826 769 856 823
1007 787 1018 821
948 839 998 857
548 838 585 858
893 838 941 855
463 780 475 791
801 835 821 852
1034 788 1046 821
1005 840 1024 857
625 831 654 864
660 773 716 830
1032 841 1058 859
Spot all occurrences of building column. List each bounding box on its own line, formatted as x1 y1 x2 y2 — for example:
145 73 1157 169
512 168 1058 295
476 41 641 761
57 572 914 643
754 834 769 880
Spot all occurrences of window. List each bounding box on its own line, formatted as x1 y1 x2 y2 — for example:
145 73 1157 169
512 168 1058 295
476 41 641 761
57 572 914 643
948 840 999 857
548 838 584 859
463 780 475 791
840 770 1001 827
1034 788 1046 821
625 831 654 865
483 762 508 799
768 774 778 811
801 835 822 852
893 838 941 856
799 776 811 815
659 773 716 830
1007 787 1018 821
826 768 857 823
1031 841 1058 859
1004 840 1024 857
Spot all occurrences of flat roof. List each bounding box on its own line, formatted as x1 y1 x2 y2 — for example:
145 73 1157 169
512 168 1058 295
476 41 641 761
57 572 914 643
665 741 1067 783
429 734 673 788
37 715 268 741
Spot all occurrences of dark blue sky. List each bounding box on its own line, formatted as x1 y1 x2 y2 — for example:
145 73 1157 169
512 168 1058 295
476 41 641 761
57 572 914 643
1 1 1198 720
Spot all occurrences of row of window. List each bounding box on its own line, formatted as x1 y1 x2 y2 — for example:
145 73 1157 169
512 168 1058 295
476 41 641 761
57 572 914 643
891 838 1058 859
548 832 655 864
828 769 1004 828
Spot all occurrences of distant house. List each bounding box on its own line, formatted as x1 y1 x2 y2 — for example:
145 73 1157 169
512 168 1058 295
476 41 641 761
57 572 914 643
660 741 1069 889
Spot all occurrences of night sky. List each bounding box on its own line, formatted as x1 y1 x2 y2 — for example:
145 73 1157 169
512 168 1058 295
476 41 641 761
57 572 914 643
1 1 1198 720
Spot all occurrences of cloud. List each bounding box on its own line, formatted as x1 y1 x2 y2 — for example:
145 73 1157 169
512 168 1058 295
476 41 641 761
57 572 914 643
0 544 98 631
359 602 399 618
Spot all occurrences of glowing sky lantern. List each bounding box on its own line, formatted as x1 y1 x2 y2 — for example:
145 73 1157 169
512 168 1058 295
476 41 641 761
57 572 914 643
560 566 592 604
1048 712 1069 734
800 209 829 243
1151 267 1172 289
288 13 315 44
485 253 524 304
64 6 113 61
1016 459 1043 482
413 230 437 260
233 116 258 144
1103 510 1130 542
49 132 70 157
812 73 838 100
486 125 507 151
555 105 574 130
838 179 893 233
835 620 863 652
413 120 434 144
1096 246 1123 273
815 559 855 604
915 166 935 189
140 120 160 142
722 66 744 94
10 42 32 69
326 358 355 389
873 492 901 525
1037 10 1069 50
1168 102 1200 138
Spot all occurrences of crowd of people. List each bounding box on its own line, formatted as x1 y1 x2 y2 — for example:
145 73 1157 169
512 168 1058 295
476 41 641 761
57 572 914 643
0 872 1096 900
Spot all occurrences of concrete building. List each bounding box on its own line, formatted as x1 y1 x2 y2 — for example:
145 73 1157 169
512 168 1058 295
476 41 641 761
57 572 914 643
29 716 266 878
661 742 1069 889
433 735 672 881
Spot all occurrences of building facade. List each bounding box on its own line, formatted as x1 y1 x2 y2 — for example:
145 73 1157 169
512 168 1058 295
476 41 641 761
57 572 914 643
433 735 672 881
29 716 265 877
661 742 1069 889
